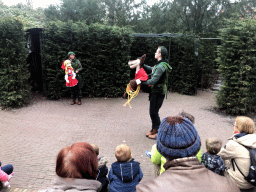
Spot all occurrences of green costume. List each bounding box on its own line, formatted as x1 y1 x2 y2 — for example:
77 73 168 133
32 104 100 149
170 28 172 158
151 144 202 175
70 59 83 89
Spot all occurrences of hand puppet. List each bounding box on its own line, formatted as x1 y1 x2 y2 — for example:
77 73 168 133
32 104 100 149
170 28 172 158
61 60 78 87
123 54 148 108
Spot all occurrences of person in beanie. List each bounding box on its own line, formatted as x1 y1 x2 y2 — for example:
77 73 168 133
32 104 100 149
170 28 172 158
148 112 202 177
136 116 240 192
136 46 172 139
201 138 225 176
68 52 83 105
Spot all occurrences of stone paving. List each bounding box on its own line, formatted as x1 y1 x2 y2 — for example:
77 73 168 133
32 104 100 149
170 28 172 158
0 90 241 191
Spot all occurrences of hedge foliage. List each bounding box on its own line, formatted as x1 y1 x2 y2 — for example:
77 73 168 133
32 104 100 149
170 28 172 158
216 19 256 115
198 32 220 89
43 21 132 99
0 16 30 109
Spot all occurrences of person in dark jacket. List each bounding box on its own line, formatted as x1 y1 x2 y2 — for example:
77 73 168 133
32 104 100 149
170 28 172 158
201 138 225 176
108 144 143 192
91 144 109 192
67 52 83 105
136 46 172 139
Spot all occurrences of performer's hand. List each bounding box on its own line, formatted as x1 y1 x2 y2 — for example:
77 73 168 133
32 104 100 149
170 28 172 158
76 70 78 73
66 80 69 83
136 79 141 85
72 76 75 80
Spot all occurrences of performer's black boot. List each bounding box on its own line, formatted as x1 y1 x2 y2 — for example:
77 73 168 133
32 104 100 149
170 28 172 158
71 95 76 105
78 96 82 105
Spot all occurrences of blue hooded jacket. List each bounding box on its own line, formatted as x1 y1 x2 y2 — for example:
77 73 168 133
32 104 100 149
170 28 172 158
108 158 143 192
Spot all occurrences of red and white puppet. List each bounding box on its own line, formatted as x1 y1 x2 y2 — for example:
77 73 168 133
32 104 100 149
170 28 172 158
123 54 148 108
61 60 78 87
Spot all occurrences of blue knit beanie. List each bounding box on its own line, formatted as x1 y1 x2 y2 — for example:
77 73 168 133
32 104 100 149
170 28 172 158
157 116 201 161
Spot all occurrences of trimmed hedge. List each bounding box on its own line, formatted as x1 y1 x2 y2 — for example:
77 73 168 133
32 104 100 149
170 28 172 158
43 21 132 99
216 19 256 115
0 16 30 109
198 32 220 89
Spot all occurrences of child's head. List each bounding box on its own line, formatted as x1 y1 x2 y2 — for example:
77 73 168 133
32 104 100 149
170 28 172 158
91 144 99 156
206 138 222 155
115 144 132 162
235 116 255 134
179 111 195 124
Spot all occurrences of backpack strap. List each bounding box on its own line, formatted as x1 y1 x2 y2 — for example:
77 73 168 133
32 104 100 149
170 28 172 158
232 143 250 179
233 159 246 178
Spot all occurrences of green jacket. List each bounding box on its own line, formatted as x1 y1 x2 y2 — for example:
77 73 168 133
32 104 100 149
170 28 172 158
143 60 172 95
70 59 82 73
70 58 83 89
151 144 202 175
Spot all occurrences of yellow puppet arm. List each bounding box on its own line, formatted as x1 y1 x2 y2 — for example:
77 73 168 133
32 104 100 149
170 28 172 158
123 84 140 108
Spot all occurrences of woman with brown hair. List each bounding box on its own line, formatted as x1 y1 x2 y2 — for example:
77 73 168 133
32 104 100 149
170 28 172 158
43 142 101 192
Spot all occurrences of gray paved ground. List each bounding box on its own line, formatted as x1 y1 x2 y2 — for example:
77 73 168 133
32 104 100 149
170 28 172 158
0 90 243 191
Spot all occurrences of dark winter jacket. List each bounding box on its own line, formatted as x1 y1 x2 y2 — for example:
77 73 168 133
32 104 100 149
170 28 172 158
70 58 83 89
96 157 109 191
201 152 225 176
108 158 143 192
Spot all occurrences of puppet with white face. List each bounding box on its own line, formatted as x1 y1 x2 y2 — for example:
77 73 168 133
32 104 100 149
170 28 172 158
63 60 78 87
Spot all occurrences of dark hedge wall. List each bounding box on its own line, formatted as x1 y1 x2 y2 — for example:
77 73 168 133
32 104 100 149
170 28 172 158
216 19 256 115
0 16 30 109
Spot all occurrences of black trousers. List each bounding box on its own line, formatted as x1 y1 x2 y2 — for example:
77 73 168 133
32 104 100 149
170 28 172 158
70 85 82 99
149 93 165 132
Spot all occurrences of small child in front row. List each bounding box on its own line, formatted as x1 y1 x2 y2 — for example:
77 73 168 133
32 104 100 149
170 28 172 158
201 138 225 176
108 144 143 192
91 144 109 192
0 162 14 188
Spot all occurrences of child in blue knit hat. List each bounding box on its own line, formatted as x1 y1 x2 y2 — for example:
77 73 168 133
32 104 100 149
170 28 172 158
146 112 202 176
108 144 143 192
201 138 225 176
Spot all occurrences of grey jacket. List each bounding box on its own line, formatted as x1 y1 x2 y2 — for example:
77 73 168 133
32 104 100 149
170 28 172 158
40 176 102 192
136 157 240 192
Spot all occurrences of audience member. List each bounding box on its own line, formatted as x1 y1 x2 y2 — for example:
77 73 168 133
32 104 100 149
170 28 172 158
42 142 102 192
201 138 225 176
136 116 240 192
108 144 143 192
91 144 109 192
218 116 256 190
0 162 14 188
148 112 202 176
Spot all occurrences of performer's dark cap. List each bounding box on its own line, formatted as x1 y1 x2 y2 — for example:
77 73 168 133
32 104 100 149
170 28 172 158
68 52 75 56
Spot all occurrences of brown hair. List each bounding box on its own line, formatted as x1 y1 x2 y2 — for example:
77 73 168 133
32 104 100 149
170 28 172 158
56 142 98 179
179 111 195 124
235 116 255 134
91 144 99 156
206 138 222 155
115 144 132 162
